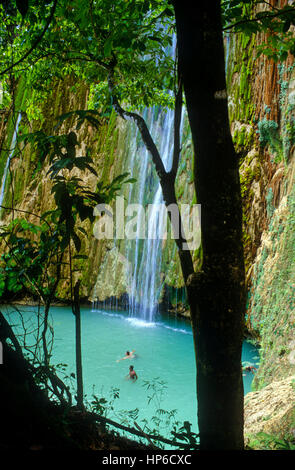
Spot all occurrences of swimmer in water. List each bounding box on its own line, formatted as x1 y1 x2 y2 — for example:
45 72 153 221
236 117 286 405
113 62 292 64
242 364 257 375
128 365 138 381
116 349 136 362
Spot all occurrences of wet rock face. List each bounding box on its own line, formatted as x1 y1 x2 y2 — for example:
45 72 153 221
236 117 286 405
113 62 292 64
92 246 131 302
244 375 295 445
225 0 295 395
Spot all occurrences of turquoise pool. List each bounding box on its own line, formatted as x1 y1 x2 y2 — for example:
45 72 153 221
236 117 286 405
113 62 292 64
2 305 260 443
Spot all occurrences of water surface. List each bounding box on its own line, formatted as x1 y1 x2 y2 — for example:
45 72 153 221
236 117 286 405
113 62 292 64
2 305 259 441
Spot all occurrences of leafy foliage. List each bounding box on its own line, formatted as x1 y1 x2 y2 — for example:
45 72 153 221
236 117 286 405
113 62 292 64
140 378 199 449
247 431 295 450
91 386 121 417
1 1 294 116
0 0 294 449
0 120 133 298
0 218 57 297
0 0 176 116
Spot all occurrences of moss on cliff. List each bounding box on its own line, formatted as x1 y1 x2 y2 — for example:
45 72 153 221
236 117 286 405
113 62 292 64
0 77 27 190
0 76 130 301
247 175 295 389
226 32 256 154
225 21 295 406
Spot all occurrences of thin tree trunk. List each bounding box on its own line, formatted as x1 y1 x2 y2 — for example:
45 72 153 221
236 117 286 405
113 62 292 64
73 280 84 410
174 0 246 450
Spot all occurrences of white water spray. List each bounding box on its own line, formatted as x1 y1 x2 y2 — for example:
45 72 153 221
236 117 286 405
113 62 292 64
0 114 21 212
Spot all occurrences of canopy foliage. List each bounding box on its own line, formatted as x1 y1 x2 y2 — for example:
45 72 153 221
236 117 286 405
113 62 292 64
0 0 294 118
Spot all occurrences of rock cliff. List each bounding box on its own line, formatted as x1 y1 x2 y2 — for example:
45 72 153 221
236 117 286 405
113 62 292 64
226 25 295 390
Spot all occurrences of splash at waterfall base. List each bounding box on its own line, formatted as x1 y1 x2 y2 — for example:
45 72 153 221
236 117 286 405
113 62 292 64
91 245 191 319
91 197 200 320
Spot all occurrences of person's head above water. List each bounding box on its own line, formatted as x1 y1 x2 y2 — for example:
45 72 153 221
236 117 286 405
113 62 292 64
129 365 134 370
126 351 130 355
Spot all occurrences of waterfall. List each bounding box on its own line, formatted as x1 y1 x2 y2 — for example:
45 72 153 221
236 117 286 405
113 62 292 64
92 35 188 322
0 113 21 211
125 104 182 322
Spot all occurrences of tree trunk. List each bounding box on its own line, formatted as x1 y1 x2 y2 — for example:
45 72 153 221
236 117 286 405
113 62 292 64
73 280 84 410
174 1 246 450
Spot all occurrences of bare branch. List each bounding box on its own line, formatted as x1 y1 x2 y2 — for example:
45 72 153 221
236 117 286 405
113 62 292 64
91 411 199 449
107 72 167 180
0 205 53 232
108 70 195 283
134 421 160 449
171 77 183 180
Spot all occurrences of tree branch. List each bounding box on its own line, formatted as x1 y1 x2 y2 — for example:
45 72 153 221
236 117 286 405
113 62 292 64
107 72 167 180
0 0 58 77
108 70 195 283
0 310 23 356
91 411 199 449
259 1 282 13
223 6 295 32
0 205 53 232
133 421 159 449
171 77 183 180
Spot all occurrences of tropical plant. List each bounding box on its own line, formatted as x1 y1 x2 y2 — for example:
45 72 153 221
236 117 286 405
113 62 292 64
0 113 133 409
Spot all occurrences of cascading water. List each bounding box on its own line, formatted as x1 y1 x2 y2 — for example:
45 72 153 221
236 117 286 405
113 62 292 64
92 37 186 323
0 113 22 212
125 104 183 323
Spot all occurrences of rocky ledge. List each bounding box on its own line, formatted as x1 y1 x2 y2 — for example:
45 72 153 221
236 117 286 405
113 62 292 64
244 375 295 446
